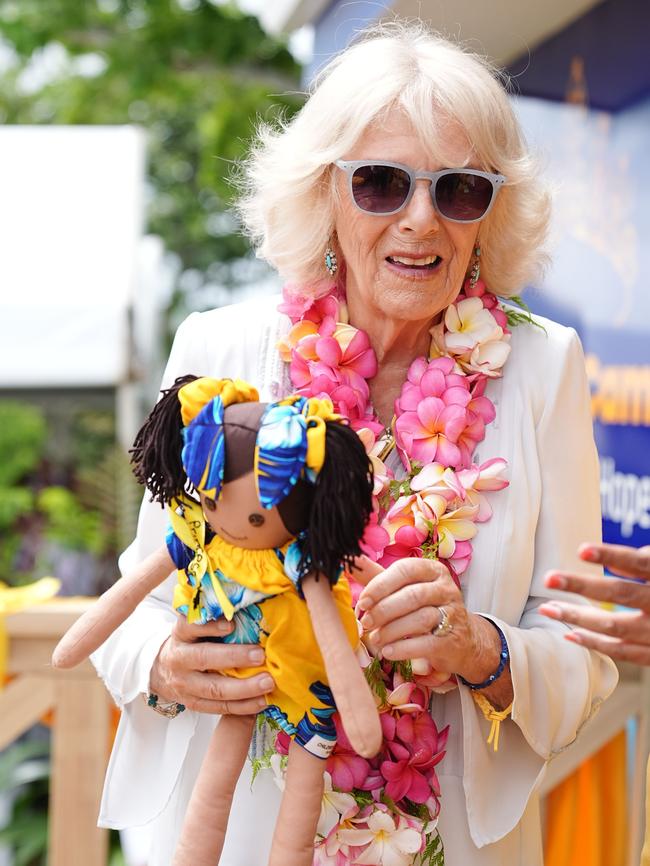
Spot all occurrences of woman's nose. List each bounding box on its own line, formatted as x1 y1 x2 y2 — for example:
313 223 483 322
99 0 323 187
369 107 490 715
397 180 440 235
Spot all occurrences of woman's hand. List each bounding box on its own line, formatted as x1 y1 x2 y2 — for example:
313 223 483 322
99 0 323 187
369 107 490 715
149 616 275 714
357 558 512 707
540 543 650 665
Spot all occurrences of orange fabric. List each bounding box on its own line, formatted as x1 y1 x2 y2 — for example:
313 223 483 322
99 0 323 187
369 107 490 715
545 731 628 866
641 755 650 866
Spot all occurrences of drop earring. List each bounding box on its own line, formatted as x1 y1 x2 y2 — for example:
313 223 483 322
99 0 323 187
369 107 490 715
469 244 481 288
324 244 338 277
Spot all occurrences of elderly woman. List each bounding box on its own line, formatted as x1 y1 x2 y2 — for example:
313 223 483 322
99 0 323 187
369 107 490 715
92 23 617 866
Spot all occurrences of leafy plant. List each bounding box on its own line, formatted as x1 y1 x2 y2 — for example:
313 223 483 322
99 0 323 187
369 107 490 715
0 402 46 488
36 486 105 555
0 739 50 866
0 399 136 587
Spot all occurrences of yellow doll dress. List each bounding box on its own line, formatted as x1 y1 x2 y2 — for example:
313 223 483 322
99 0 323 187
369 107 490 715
167 523 359 759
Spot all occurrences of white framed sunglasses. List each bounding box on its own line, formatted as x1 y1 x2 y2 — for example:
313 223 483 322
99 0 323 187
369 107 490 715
334 160 506 223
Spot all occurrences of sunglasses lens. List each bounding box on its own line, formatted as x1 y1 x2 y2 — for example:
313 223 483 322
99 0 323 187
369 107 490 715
350 164 411 214
435 172 494 221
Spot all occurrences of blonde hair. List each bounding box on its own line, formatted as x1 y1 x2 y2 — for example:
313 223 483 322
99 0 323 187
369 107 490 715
237 21 550 296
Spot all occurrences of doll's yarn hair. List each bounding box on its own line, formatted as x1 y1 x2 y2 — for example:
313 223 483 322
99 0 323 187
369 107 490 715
299 419 374 585
130 374 199 506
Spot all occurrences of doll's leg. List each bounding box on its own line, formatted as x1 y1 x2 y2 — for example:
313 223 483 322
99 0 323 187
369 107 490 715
268 739 324 866
172 713 256 866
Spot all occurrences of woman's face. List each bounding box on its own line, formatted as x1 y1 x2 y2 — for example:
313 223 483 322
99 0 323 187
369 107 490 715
334 115 481 325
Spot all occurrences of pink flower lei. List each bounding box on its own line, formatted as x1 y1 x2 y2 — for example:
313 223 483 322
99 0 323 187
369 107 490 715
272 278 514 865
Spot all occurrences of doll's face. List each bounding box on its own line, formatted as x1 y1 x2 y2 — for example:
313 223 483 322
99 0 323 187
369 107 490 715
200 472 292 550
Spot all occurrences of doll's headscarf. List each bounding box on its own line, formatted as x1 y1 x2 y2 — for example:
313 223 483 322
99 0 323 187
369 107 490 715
178 377 341 507
178 377 259 500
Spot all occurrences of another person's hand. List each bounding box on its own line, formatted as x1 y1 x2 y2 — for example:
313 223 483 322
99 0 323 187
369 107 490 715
540 543 650 664
356 558 503 687
149 616 275 714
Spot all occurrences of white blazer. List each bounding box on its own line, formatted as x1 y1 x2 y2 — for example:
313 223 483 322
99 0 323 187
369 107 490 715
91 294 617 865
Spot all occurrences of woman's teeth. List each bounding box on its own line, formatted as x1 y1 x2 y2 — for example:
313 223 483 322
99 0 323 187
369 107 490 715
387 255 441 268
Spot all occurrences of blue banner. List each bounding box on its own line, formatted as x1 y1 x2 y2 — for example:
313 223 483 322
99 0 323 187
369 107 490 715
515 96 650 549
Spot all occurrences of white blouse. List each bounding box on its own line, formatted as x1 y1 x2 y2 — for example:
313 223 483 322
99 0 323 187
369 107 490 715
91 294 617 866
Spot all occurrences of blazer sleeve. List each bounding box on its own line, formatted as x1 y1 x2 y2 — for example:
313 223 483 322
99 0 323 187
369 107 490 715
459 325 618 847
504 327 617 755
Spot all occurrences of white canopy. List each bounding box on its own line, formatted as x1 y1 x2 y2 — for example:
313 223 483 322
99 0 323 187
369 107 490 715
0 125 168 389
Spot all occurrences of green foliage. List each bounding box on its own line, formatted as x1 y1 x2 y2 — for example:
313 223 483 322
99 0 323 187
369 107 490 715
77 444 143 555
0 0 304 322
420 830 445 865
36 486 105 555
0 487 33 532
70 409 116 471
0 399 136 585
364 656 388 703
0 740 50 866
505 295 547 333
394 658 413 680
0 402 47 487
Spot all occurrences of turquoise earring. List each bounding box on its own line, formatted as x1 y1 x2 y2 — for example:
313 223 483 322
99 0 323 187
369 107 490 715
324 245 338 277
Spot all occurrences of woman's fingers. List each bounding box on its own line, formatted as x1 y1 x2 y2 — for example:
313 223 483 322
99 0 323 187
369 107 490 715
579 543 650 581
378 634 439 662
367 606 441 647
177 670 274 715
545 571 650 612
175 638 265 673
350 555 384 587
540 600 650 642
149 614 275 714
172 616 234 641
357 558 450 614
564 629 650 665
359 577 455 632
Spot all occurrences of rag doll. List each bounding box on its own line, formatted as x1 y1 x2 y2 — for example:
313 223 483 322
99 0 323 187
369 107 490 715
52 375 383 866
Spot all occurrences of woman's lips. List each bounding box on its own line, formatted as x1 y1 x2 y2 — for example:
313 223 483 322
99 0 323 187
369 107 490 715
385 254 442 278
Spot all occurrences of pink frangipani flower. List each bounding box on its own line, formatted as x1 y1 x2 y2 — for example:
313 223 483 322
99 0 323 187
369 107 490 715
380 525 426 568
327 715 372 792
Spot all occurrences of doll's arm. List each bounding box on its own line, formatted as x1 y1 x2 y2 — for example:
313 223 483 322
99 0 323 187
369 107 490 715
302 573 382 758
52 545 174 669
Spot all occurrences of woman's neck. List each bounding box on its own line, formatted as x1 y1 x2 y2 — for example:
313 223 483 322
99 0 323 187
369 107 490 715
347 291 435 364
347 299 437 428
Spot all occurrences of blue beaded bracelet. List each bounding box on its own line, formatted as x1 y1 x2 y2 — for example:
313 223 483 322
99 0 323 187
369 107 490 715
458 618 509 690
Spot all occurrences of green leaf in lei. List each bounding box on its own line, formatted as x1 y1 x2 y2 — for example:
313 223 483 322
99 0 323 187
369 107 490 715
420 831 445 866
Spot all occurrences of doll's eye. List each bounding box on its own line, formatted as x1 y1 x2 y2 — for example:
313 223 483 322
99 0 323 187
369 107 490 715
248 513 265 527
203 498 217 512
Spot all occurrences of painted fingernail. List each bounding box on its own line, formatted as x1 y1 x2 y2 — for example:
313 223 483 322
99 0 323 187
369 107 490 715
540 603 562 618
259 675 274 691
580 545 598 562
565 632 583 645
248 648 264 664
382 645 394 658
546 574 567 590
